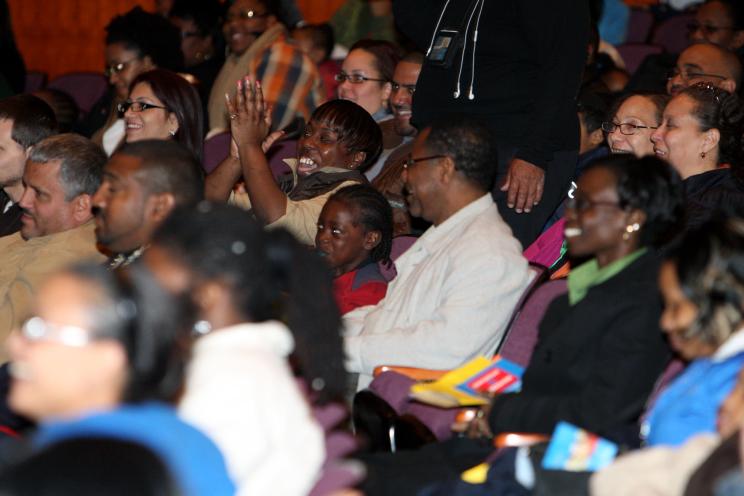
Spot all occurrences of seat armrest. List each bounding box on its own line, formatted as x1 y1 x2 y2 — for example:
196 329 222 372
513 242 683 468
373 365 449 381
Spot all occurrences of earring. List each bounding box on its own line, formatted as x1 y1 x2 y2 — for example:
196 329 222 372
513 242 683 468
169 130 176 137
701 151 707 159
193 320 212 336
622 222 640 241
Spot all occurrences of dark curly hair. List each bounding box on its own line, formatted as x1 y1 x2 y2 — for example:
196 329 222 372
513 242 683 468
682 83 744 169
585 154 685 247
105 7 184 71
327 184 393 266
309 99 383 170
424 115 497 191
666 217 744 346
150 202 347 403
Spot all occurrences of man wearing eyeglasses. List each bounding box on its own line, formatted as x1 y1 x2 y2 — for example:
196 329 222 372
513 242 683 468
365 52 424 181
667 42 742 96
0 134 106 361
344 117 529 390
207 0 323 133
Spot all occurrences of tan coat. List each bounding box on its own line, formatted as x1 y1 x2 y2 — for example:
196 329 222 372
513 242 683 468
0 221 105 362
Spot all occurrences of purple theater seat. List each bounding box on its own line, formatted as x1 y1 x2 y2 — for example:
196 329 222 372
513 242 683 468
651 14 695 54
202 131 231 174
626 9 655 43
617 43 664 75
24 71 47 93
379 235 418 282
48 72 108 116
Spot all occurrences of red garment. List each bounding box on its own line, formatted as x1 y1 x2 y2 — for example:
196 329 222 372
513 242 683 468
333 265 388 315
318 59 341 101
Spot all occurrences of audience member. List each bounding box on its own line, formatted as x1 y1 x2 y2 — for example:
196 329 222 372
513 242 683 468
360 154 683 495
145 203 344 496
0 438 181 496
316 184 393 315
394 0 590 248
92 140 204 269
344 117 529 389
207 0 324 133
78 7 183 154
337 39 399 123
690 0 744 56
169 0 226 116
292 23 340 101
0 95 57 238
604 93 668 157
0 134 106 357
207 88 381 246
651 82 744 229
644 219 744 447
120 69 204 161
366 51 423 181
6 263 234 496
667 43 742 97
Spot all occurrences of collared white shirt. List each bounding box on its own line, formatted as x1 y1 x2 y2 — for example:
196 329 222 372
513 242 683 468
344 194 530 389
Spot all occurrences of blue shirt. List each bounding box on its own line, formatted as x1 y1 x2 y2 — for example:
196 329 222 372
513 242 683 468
36 402 235 496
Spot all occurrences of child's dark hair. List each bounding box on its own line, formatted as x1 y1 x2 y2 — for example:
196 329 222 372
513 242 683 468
329 184 393 266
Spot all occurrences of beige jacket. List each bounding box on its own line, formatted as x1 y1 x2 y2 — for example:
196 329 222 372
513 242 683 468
0 222 105 361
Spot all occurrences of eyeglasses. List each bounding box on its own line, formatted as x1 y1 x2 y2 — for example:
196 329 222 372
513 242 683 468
601 121 658 135
402 154 447 169
391 81 416 96
226 9 269 22
117 100 169 114
667 67 727 83
334 73 388 84
565 196 622 212
687 21 736 37
104 57 139 78
20 317 94 347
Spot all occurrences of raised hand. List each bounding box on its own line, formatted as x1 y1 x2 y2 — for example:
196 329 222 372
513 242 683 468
225 77 271 150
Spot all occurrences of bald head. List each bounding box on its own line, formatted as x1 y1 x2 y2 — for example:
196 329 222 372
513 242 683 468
667 42 743 96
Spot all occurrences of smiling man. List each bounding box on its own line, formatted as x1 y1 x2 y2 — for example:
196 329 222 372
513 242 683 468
666 42 742 96
92 140 204 269
207 0 323 133
343 117 529 389
0 134 106 360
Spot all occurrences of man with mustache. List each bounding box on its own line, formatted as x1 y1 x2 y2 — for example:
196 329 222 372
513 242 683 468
0 134 106 360
666 42 742 96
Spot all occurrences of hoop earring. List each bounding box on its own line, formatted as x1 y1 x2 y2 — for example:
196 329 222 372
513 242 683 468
701 151 706 159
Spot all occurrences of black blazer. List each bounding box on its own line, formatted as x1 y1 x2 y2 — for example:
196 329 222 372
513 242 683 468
489 250 670 439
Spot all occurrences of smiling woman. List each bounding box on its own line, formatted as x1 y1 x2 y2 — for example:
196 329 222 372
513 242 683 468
122 69 204 161
206 87 382 246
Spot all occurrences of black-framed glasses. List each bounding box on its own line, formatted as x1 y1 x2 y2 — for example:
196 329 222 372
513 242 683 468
667 67 727 82
601 121 658 135
565 196 622 212
687 21 736 36
117 100 169 114
226 9 269 22
104 57 139 77
391 81 416 96
402 154 447 169
334 73 388 84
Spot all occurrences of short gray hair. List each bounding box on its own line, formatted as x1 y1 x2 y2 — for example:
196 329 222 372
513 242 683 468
28 134 106 200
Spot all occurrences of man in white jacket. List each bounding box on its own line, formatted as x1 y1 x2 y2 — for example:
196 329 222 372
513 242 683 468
344 117 530 389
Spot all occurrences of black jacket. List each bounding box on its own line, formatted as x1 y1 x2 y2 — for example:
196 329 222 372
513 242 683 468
393 0 589 169
489 250 670 439
684 168 744 230
0 190 21 238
